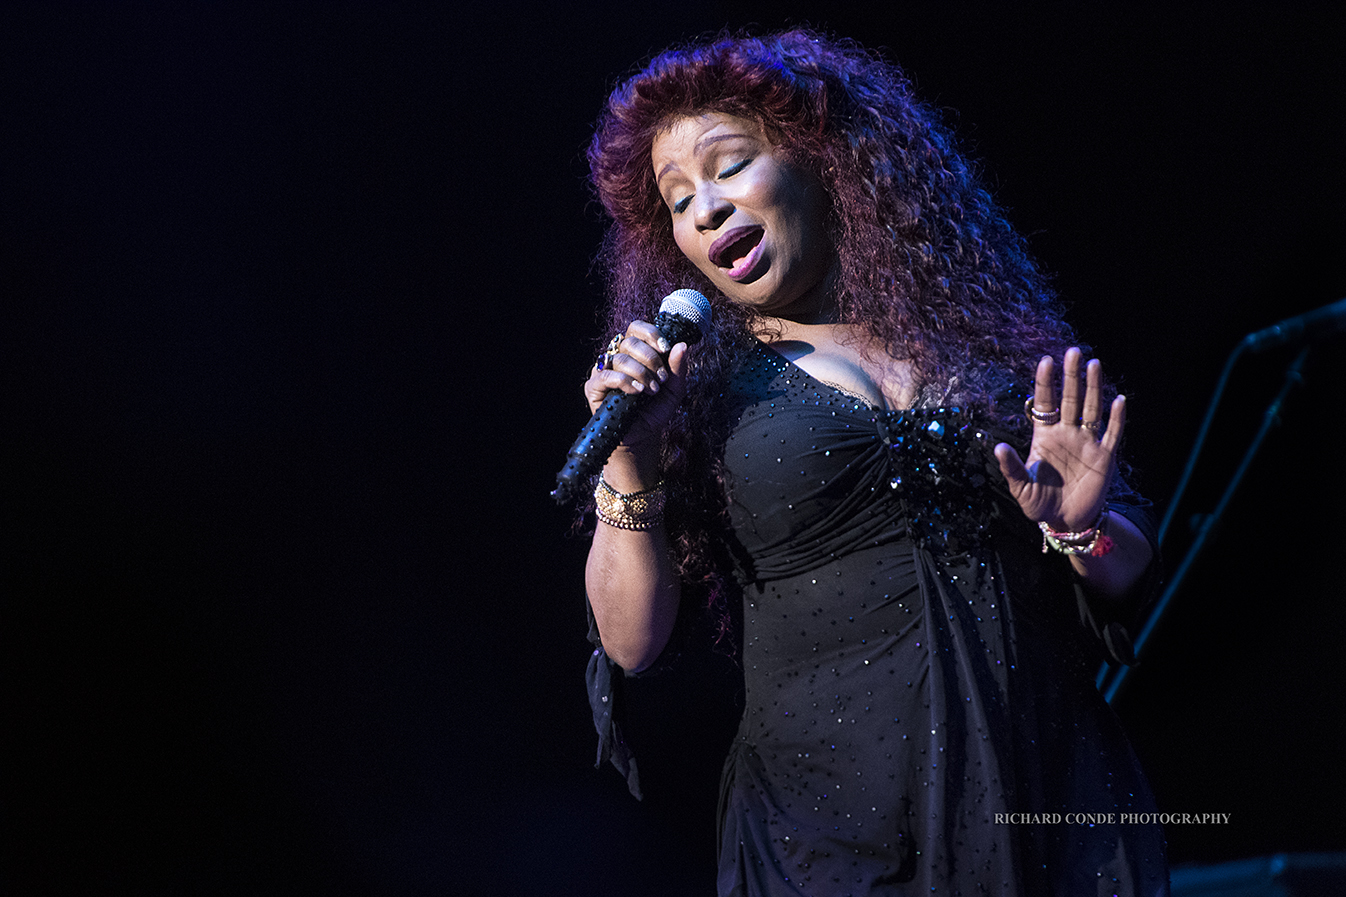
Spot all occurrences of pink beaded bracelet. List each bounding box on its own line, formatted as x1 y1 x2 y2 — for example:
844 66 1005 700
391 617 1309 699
1039 510 1115 557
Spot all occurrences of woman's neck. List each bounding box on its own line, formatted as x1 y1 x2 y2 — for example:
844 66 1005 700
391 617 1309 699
756 259 842 328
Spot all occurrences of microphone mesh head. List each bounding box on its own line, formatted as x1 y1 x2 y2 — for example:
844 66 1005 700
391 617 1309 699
660 289 713 339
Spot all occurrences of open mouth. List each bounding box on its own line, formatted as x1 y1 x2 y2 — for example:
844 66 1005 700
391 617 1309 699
708 225 764 271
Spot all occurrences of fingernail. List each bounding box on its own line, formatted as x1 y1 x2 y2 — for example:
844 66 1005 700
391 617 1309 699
631 380 644 392
657 338 671 354
647 379 660 394
656 367 669 382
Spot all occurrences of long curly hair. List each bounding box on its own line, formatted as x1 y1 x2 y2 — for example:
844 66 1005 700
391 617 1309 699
585 29 1090 600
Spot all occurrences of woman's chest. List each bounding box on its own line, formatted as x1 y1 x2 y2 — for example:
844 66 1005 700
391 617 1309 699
721 344 1002 555
763 321 916 412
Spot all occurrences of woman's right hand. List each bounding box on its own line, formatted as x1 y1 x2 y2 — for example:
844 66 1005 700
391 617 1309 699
583 320 690 454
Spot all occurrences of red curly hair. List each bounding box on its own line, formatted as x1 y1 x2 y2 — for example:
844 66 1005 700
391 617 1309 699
584 29 1093 600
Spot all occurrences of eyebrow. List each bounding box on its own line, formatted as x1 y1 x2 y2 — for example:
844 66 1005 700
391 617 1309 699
655 132 757 184
696 132 755 153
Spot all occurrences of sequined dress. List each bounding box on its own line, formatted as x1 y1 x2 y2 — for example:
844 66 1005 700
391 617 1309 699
588 341 1168 896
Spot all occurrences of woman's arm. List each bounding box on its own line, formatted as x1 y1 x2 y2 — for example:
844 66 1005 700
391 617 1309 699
580 326 688 672
1065 509 1153 599
584 446 682 671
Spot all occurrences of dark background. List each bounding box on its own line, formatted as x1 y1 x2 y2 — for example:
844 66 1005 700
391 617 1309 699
4 3 1344 894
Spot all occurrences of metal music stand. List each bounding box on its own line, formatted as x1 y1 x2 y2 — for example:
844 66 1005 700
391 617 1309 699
1096 338 1315 704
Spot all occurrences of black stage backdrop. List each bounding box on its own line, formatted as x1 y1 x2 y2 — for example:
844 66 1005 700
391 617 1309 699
4 4 1344 894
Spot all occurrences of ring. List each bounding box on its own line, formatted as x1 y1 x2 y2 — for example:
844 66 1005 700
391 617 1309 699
1081 420 1102 435
597 332 624 371
1024 397 1061 426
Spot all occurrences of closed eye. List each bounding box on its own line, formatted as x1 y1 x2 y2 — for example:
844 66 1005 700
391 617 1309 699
718 158 750 178
670 157 750 214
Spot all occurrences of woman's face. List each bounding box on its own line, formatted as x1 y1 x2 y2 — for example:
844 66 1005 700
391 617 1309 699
651 113 834 320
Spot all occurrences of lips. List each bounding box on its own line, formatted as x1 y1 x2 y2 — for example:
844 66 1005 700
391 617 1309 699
708 225 764 269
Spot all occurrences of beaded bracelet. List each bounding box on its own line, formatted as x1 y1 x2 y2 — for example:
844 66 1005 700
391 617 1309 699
1039 509 1115 557
594 477 667 531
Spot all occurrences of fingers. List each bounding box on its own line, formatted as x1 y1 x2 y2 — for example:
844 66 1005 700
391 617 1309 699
613 324 670 390
1034 348 1110 435
584 320 690 414
665 340 689 376
994 442 1030 492
1081 358 1102 426
1059 347 1084 423
1100 394 1126 454
661 342 690 403
625 320 672 357
1032 354 1055 415
1068 350 1123 453
584 365 631 411
586 321 668 402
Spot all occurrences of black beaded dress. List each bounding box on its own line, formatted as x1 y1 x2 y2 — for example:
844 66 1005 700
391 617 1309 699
587 341 1168 897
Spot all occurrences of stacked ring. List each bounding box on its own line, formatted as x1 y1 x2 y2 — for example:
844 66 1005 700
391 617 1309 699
1024 397 1061 426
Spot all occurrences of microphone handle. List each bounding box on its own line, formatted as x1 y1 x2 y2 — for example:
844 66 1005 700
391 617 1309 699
552 390 649 505
551 310 704 505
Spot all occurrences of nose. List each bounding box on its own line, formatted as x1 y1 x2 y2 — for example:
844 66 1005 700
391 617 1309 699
693 188 733 232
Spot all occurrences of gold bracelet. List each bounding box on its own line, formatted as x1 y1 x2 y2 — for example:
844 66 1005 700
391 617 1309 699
594 477 667 531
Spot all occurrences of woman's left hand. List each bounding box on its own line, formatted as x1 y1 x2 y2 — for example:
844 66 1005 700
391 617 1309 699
994 347 1125 532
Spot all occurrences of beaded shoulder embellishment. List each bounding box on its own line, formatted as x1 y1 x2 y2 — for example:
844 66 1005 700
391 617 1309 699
879 408 1004 553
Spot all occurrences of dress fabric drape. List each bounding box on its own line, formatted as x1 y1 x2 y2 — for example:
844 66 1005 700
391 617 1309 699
589 341 1168 897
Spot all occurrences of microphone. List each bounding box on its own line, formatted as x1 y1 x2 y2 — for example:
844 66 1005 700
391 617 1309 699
1242 296 1346 353
552 289 712 505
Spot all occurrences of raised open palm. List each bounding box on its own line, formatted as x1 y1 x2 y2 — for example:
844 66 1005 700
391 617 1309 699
994 348 1125 533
